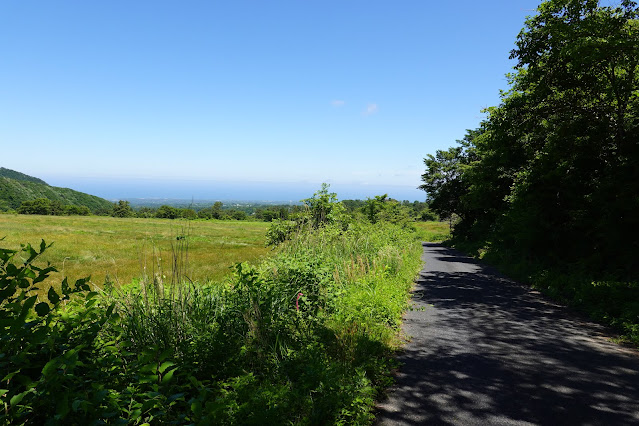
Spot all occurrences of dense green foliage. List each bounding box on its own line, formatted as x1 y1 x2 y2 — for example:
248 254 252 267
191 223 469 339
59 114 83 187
17 198 91 216
342 199 437 222
0 169 113 214
0 167 48 185
421 0 639 343
1 188 423 424
0 241 117 424
266 186 435 246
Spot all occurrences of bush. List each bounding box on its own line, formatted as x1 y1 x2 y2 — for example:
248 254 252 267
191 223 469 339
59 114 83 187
156 205 179 219
0 241 117 424
112 200 134 217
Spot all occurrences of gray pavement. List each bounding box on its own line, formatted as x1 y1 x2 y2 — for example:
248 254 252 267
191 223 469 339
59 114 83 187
376 243 639 425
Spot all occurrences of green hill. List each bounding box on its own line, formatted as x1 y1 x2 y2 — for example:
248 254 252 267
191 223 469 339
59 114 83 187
0 168 113 213
0 167 49 185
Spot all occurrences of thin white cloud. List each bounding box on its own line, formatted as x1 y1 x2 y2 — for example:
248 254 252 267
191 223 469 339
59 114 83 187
363 103 378 115
331 100 345 107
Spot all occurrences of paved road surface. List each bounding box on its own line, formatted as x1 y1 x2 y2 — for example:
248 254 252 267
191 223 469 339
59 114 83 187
376 243 639 425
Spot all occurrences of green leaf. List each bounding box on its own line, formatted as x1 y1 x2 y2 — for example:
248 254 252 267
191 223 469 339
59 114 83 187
3 370 21 382
42 359 58 376
161 368 175 385
61 278 71 296
191 400 203 417
35 302 51 317
166 392 185 404
22 268 36 279
48 287 60 304
19 295 38 319
158 361 174 374
10 391 29 406
72 399 83 412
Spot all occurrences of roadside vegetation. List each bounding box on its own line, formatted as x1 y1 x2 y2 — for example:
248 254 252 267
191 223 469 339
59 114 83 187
420 0 639 345
1 185 427 424
413 221 450 243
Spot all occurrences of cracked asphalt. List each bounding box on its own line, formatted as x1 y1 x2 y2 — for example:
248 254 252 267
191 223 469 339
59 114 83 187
376 243 639 425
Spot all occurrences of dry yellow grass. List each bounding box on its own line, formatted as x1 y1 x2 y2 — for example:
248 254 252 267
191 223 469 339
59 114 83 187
0 214 271 288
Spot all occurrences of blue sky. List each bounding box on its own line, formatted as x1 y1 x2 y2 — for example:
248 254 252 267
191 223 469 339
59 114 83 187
1 0 541 201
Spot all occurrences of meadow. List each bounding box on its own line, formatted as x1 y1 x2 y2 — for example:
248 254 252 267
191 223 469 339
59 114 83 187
0 214 271 289
1 189 431 424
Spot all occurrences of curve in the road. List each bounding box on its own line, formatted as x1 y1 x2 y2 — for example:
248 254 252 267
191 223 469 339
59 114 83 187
376 243 639 425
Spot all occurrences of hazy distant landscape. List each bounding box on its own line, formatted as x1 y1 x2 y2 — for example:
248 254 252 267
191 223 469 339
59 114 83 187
43 175 427 203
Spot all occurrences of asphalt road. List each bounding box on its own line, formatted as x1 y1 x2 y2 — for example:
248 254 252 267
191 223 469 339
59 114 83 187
376 243 639 425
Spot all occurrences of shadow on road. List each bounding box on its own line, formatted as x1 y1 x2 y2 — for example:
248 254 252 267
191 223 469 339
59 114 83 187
377 244 639 425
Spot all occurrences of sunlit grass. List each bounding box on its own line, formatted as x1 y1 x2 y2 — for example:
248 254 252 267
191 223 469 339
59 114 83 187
413 220 450 242
0 214 271 288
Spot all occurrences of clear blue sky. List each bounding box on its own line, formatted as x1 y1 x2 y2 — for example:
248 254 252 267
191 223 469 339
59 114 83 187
1 0 541 201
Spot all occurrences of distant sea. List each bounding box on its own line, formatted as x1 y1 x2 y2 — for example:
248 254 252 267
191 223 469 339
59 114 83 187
43 176 426 203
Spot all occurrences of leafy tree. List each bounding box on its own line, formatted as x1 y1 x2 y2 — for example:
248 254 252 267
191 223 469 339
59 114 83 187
136 206 156 218
180 208 197 220
211 201 223 219
111 200 134 218
229 210 247 220
156 205 179 219
421 0 639 276
363 194 388 224
18 198 52 215
64 205 90 216
49 200 65 216
301 183 347 229
199 202 224 220
419 129 480 229
256 207 289 222
266 184 349 245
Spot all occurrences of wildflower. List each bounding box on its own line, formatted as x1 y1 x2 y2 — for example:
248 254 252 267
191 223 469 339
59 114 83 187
296 292 303 311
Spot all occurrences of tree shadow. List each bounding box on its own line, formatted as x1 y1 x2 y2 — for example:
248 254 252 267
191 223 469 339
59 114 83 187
376 244 639 425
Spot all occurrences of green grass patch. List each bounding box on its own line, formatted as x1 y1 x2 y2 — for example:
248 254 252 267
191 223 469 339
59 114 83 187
0 214 271 291
414 220 450 242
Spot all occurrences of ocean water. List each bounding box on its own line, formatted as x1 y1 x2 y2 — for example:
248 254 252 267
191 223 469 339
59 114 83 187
43 176 426 203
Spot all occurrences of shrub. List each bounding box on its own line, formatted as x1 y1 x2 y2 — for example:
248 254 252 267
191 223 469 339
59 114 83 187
112 200 134 217
0 241 118 424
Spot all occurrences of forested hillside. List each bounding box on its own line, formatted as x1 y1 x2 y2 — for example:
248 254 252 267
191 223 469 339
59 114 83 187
421 0 639 341
0 167 48 185
0 168 113 213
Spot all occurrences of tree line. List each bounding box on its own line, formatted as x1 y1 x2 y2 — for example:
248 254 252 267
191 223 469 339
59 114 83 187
16 197 439 223
421 0 638 281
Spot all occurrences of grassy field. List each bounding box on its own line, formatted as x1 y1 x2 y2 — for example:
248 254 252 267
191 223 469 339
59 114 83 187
0 214 271 288
414 220 450 242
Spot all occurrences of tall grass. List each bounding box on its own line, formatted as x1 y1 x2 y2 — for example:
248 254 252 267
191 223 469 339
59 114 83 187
1 217 423 424
113 221 422 424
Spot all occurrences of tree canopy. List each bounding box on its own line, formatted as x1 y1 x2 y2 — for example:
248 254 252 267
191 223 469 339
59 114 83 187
421 0 639 279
